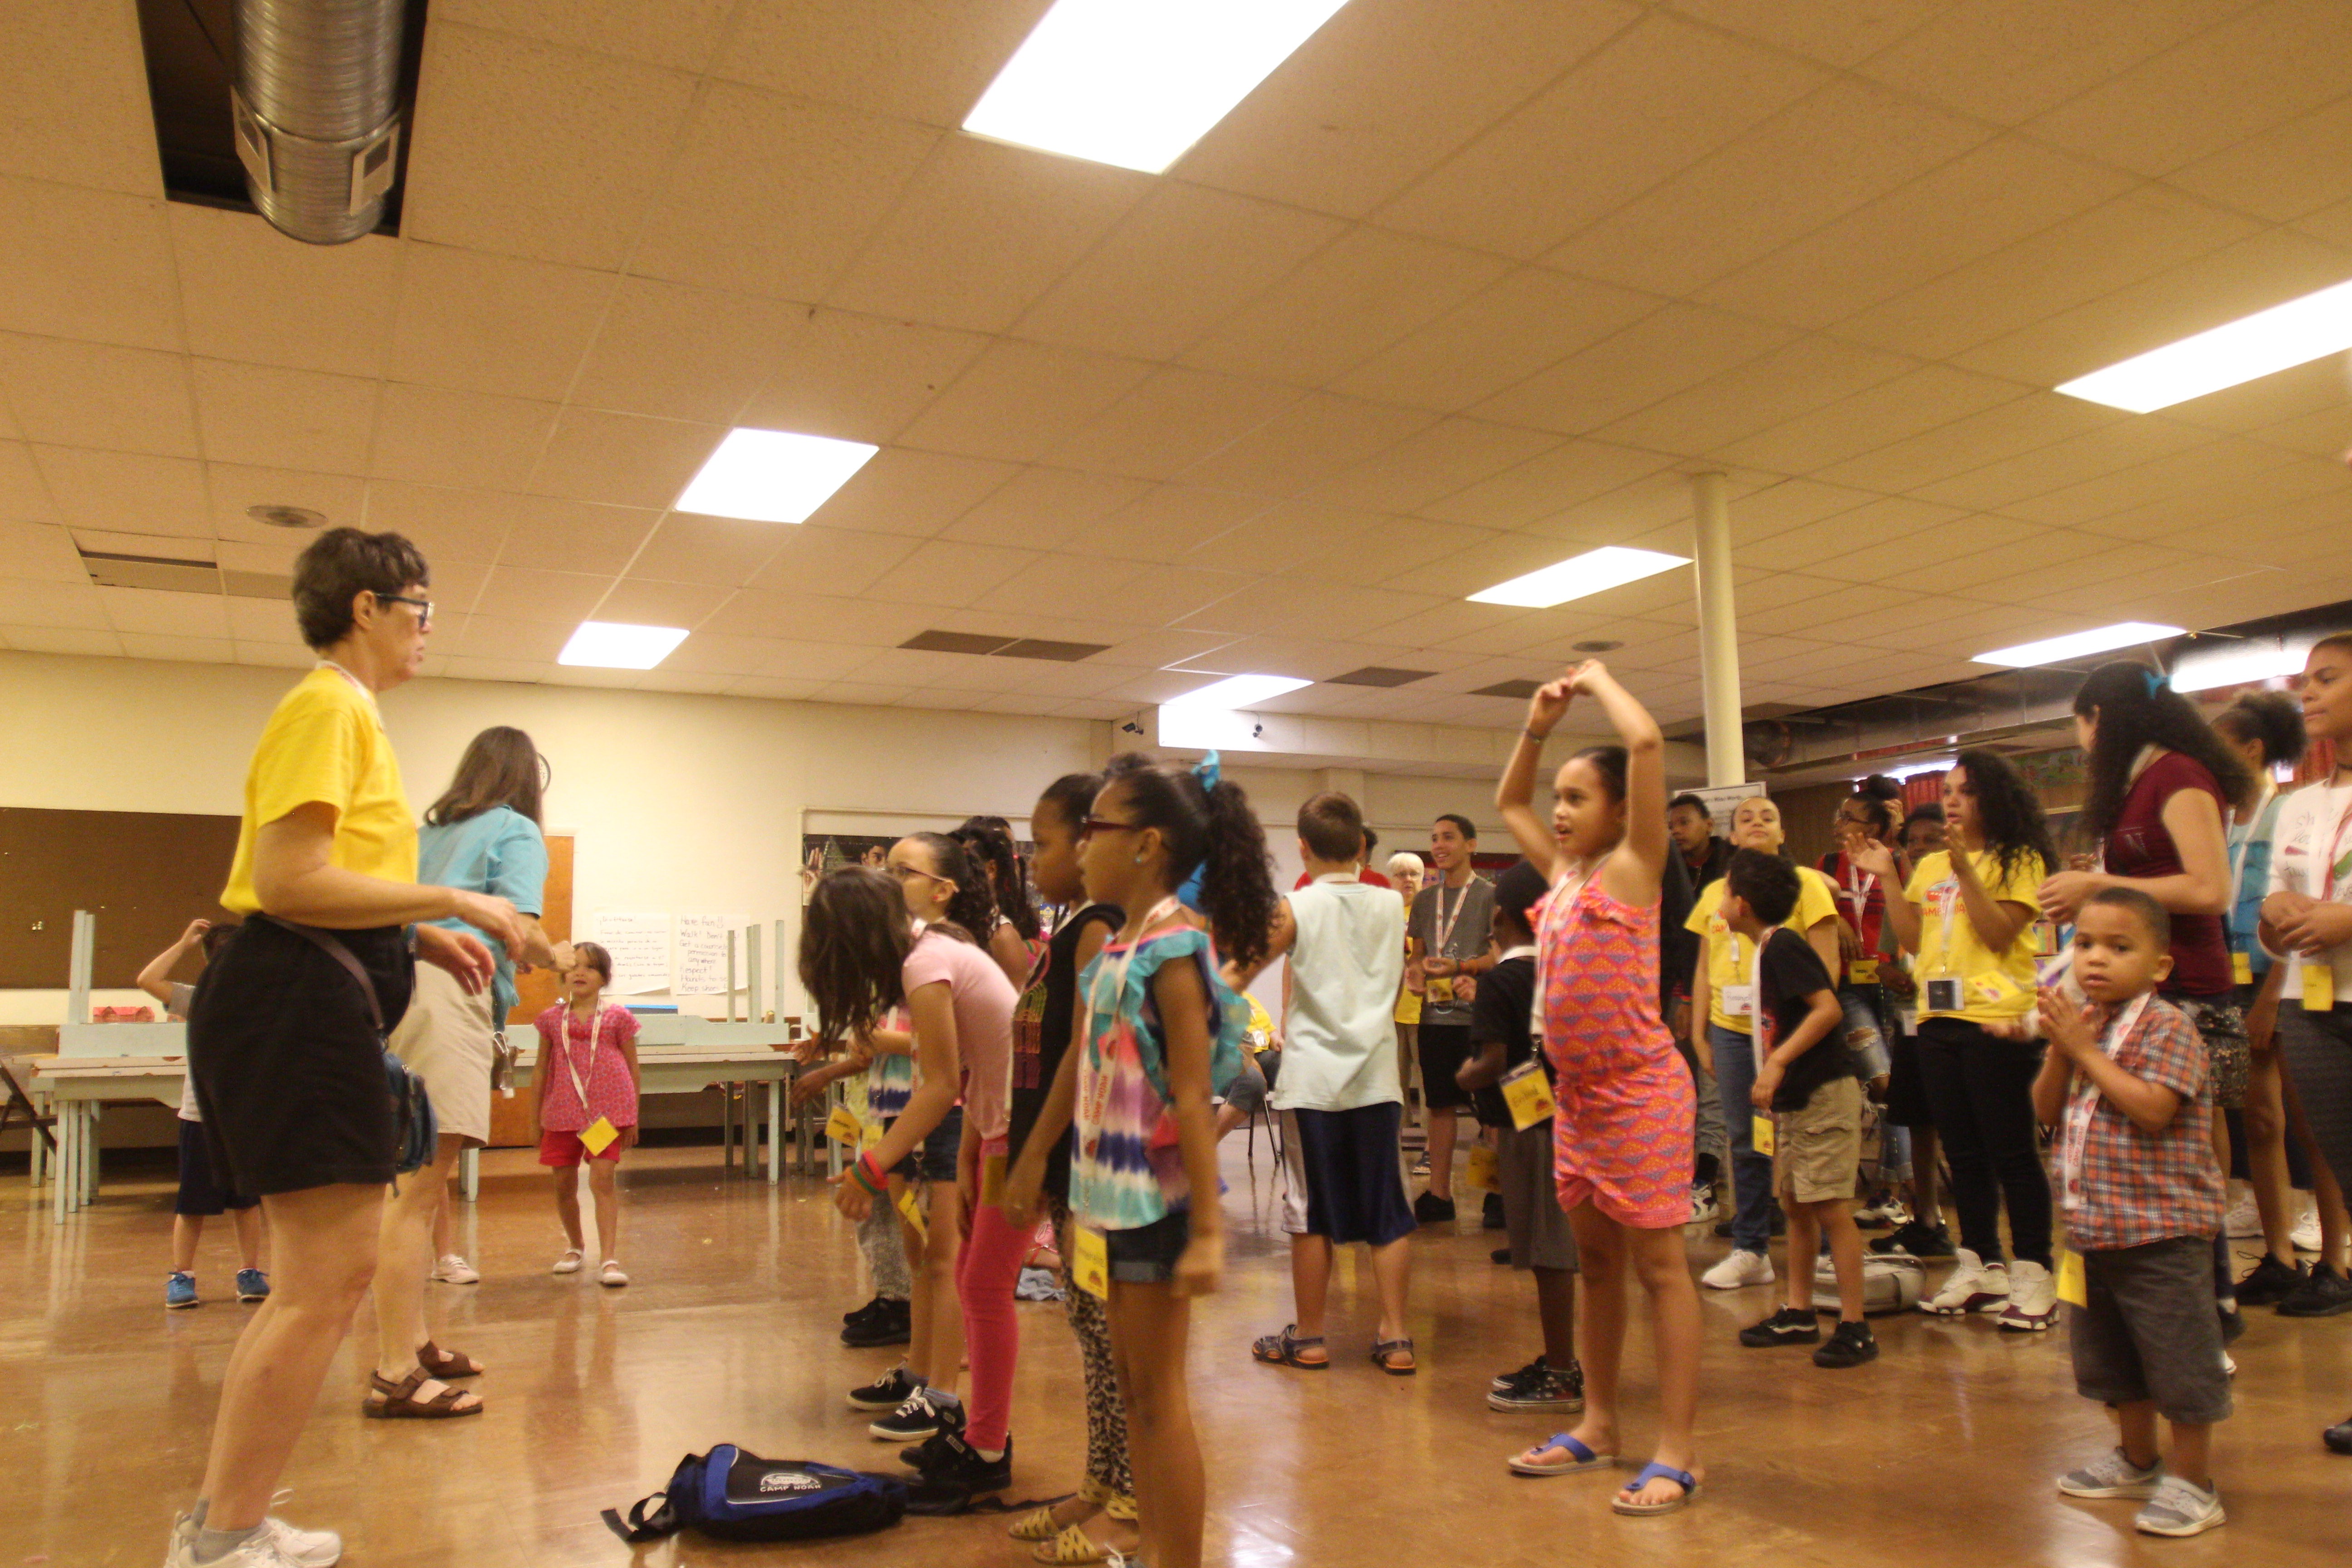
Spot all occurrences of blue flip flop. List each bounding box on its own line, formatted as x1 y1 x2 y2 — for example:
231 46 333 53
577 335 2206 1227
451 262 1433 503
1509 1432 1616 1476
1612 1461 1700 1515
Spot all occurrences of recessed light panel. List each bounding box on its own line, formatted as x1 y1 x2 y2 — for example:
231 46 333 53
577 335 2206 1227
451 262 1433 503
2168 638 2306 693
1166 672 1311 708
1468 546 1690 610
963 0 1353 174
676 428 879 524
558 621 689 669
2056 276 2352 412
1972 622 2183 668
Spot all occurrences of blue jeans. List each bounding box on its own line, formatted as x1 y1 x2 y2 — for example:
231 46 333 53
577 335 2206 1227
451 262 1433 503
1710 1023 1775 1254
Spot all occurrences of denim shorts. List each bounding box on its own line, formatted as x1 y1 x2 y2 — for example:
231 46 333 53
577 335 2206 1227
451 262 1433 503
1106 1206 1191 1284
1838 986 1890 1081
886 1104 963 1184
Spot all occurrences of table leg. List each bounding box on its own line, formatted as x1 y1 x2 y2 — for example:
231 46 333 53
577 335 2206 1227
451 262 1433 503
460 1146 479 1203
723 1086 735 1173
766 1080 781 1186
52 1105 70 1224
83 1104 100 1206
28 1099 45 1188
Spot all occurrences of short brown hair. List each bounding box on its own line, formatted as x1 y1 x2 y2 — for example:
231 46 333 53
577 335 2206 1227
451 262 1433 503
1298 790 1365 863
573 941 612 985
291 527 430 649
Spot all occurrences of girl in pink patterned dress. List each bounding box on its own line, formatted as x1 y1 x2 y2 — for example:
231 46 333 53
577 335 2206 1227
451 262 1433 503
1494 662 1705 1517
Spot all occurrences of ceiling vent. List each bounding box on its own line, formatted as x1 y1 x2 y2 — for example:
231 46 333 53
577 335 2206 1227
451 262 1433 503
996 638 1110 662
900 630 1015 656
899 630 1107 662
1471 679 1542 699
1328 666 1434 688
79 549 290 602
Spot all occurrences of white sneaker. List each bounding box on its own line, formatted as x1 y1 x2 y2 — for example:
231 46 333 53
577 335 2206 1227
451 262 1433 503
1997 1259 2058 1332
1922 1248 2009 1315
1813 1251 1838 1282
1701 1248 1775 1290
552 1249 584 1275
165 1520 316 1568
598 1259 629 1287
2223 1188 2261 1239
2293 1196 2321 1254
431 1253 480 1285
2135 1475 2226 1538
1688 1184 1718 1225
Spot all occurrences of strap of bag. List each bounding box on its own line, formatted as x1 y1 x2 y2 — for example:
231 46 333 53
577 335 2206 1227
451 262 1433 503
600 1493 677 1544
261 915 387 1038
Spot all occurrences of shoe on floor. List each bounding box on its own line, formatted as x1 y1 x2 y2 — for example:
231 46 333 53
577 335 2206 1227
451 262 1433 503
1688 1184 1719 1225
1409 1153 1431 1178
1488 1362 1584 1414
2059 1447 2163 1500
1852 1194 1906 1229
843 1294 887 1327
2325 1415 2352 1455
598 1259 629 1287
1813 1320 1877 1368
1923 1249 2008 1316
2223 1188 2261 1238
430 1254 479 1285
842 1298 912 1348
2237 1252 2307 1307
2293 1197 2322 1254
1413 1191 1456 1225
1491 1246 1512 1265
1490 1354 1548 1395
848 1365 920 1412
906 1431 1012 1494
235 1268 271 1303
2277 1262 2352 1318
871 1387 961 1442
166 1271 198 1310
1997 1260 2057 1333
1701 1248 1774 1291
1739 1305 1820 1348
2135 1476 2225 1537
1871 1218 1954 1259
551 1249 584 1275
167 1512 340 1568
1482 1191 1506 1230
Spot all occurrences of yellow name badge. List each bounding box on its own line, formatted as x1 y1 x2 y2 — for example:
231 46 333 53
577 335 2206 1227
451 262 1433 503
2304 963 2337 1011
980 1152 1009 1207
1752 1114 1776 1157
1848 958 1879 985
1970 970 2024 1007
861 1117 886 1149
2231 950 2253 986
2056 1249 2087 1309
823 1105 865 1145
895 1182 927 1240
1499 1061 1555 1131
577 1116 619 1156
1463 1143 1499 1194
1424 976 1456 1006
1071 1225 1109 1299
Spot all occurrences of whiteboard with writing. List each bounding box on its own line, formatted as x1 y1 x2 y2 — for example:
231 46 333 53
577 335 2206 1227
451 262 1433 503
675 912 732 997
591 911 670 995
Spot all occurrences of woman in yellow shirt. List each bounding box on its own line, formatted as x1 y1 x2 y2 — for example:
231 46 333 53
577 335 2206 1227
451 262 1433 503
1684 797 1839 1289
172 529 526 1568
1850 750 2058 1331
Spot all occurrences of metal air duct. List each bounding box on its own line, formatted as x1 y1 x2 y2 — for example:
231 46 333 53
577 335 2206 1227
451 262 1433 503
230 0 406 244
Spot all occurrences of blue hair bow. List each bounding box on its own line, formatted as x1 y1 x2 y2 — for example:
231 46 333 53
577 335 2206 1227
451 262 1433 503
1175 752 1221 911
2142 666 2164 698
1194 750 1221 790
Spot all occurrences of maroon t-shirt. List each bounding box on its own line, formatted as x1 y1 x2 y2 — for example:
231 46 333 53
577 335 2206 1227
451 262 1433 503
2106 750 2230 997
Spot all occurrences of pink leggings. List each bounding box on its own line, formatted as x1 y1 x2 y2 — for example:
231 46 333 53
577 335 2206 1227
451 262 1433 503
956 1175 1028 1450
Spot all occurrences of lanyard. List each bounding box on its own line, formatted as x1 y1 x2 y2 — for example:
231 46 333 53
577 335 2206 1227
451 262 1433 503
1928 856 1962 967
1429 876 1475 956
559 1003 603 1107
2059 991 2153 1208
2227 783 2278 911
315 658 377 710
1837 853 1876 924
2311 787 2352 901
1079 897 1183 1138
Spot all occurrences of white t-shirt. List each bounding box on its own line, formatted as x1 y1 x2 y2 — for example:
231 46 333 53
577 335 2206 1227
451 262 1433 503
168 982 201 1122
1272 874 1407 1112
2265 779 2352 1003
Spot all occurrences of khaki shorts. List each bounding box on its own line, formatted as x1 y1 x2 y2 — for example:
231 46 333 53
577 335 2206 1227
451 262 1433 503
1774 1075 1861 1206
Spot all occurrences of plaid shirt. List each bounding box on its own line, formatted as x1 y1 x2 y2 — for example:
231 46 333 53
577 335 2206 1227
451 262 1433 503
2057 996 2224 1251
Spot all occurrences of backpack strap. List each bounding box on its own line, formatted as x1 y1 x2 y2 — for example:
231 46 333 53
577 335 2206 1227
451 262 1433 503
256 914 387 1039
600 1492 678 1544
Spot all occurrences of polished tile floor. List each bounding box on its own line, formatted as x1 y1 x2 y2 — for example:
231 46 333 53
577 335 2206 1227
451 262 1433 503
4 1139 2347 1565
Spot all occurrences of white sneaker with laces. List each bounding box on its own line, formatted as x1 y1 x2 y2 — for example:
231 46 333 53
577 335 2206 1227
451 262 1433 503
2135 1475 2225 1537
1998 1259 2058 1332
1922 1248 2009 1315
2223 1188 2261 1239
165 1523 306 1568
2293 1197 2322 1254
431 1253 480 1285
1701 1248 1774 1290
169 1498 339 1568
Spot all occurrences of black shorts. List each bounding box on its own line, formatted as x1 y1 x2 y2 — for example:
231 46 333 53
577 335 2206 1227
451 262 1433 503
1106 1206 1191 1284
187 917 410 1196
886 1104 963 1184
1279 1102 1416 1247
1884 1030 1935 1130
175 1118 259 1216
2072 1235 2233 1426
1416 1023 1475 1111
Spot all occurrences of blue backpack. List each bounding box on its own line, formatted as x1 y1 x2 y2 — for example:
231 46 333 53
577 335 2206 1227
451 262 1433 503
603 1449 906 1544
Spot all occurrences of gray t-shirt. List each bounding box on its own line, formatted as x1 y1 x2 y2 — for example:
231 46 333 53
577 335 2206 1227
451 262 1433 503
1408 875 1496 1026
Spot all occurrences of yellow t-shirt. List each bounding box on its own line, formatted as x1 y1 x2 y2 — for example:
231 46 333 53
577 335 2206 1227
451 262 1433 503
1686 867 1838 1034
220 666 417 914
1904 848 2046 1024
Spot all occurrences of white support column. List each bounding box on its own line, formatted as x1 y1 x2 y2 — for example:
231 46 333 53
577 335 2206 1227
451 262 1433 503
745 934 761 1030
1691 472 1745 789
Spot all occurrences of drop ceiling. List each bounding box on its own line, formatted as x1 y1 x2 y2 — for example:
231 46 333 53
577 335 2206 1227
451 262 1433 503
1 0 2347 728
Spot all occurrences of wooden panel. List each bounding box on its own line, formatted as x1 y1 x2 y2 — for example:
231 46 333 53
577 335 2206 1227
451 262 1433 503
488 833 571 1148
0 809 240 989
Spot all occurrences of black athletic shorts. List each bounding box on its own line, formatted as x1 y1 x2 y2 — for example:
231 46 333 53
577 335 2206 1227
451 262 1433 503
1416 1023 1475 1111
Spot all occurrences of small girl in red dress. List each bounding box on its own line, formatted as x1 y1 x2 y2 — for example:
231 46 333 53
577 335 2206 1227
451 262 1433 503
532 941 641 1287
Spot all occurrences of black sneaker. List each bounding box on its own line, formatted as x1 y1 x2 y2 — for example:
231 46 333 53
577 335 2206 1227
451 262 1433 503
1813 1320 1879 1369
1739 1306 1821 1348
1491 1247 1512 1265
1490 1354 1548 1394
1488 1362 1585 1414
842 1294 885 1327
869 1388 960 1441
1482 1192 1506 1230
847 1365 918 1412
1414 1192 1456 1225
2278 1262 2352 1318
1872 1219 1955 1259
842 1298 912 1348
2236 1253 2307 1307
905 1431 1011 1494
2326 1415 2352 1456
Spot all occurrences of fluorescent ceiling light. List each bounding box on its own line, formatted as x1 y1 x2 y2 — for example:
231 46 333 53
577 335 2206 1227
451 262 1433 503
2056 276 2352 412
1972 622 2184 668
1884 756 1956 781
558 621 689 670
2168 638 2305 694
1468 546 1690 609
962 0 1352 173
1166 672 1311 708
676 428 879 524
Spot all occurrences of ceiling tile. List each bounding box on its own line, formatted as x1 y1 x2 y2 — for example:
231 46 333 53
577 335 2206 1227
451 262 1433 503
741 308 989 447
1808 390 2119 495
1330 268 1661 414
456 615 573 660
30 446 209 537
495 498 660 575
632 82 941 301
0 334 199 457
0 578 110 629
206 465 370 545
824 137 1151 333
744 523 923 597
1666 0 1955 67
752 640 880 682
170 206 400 379
529 410 721 509
725 674 825 700
970 549 1150 614
0 177 180 351
939 466 1154 550
1911 420 2219 511
471 567 615 626
1860 0 2253 125
897 338 1154 465
1418 440 1676 531
2 623 121 655
1337 518 1515 591
190 360 379 475
434 0 738 72
1733 499 2019 582
636 628 777 675
1472 304 1798 436
0 0 161 196
1093 629 1243 670
625 512 793 587
712 0 1055 127
1045 367 1306 482
369 385 559 493
403 23 700 270
705 591 932 648
0 519 83 583
863 539 1041 609
98 587 229 639
1712 365 2034 476
593 577 730 626
387 244 616 402
1594 335 1921 456
360 482 523 568
569 278 798 423
116 632 232 663
1299 419 1562 514
1178 394 1436 499
801 446 1019 539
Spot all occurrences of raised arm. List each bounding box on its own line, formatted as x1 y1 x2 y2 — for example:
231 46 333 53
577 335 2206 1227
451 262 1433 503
1498 677 1577 876
1573 662 1666 907
137 919 211 1005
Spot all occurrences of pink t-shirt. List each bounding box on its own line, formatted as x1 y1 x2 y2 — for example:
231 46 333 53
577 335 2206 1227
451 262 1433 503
534 1002 641 1130
902 928 1019 1141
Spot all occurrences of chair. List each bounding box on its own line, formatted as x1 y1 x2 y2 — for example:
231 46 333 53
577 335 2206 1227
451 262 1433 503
0 1055 59 1182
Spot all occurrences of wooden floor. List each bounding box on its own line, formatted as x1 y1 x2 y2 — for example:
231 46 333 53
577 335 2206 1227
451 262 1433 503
5 1139 2347 1566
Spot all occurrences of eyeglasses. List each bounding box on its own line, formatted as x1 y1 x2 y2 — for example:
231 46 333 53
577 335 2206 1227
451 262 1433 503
887 862 946 884
376 592 434 628
1079 817 1142 838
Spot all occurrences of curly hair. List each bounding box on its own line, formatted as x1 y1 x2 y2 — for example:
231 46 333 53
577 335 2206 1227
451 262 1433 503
290 526 430 650
952 815 1040 941
1101 752 1277 971
1952 748 2057 887
797 867 914 1046
2212 689 2305 769
2074 661 2257 841
901 832 997 941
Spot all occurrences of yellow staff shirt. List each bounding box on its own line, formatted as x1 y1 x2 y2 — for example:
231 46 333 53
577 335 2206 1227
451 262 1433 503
1904 848 2046 1025
1686 867 1838 1034
220 667 417 913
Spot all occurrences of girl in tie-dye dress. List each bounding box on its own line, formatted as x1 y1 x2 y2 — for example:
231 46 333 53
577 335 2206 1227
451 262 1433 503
1494 662 1707 1519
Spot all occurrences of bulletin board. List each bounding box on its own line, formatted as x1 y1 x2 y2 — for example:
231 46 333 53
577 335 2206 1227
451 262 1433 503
0 808 241 988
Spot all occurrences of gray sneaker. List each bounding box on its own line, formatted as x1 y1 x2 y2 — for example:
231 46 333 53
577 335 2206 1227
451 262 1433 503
2134 1475 2225 1537
2058 1447 2162 1499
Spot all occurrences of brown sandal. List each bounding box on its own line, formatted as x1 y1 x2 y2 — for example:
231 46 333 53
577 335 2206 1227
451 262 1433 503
363 1367 483 1419
417 1339 483 1379
1369 1337 1417 1376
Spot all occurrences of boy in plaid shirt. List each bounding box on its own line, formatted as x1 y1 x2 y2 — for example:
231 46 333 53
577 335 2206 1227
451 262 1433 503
2029 887 2228 1538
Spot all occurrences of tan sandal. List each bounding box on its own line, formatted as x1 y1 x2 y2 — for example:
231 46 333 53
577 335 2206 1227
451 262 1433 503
416 1339 483 1379
363 1367 482 1419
